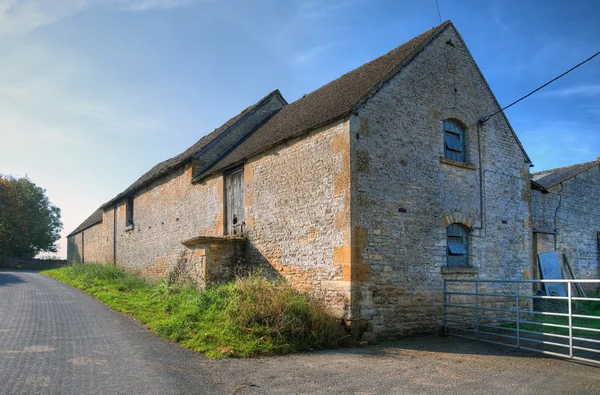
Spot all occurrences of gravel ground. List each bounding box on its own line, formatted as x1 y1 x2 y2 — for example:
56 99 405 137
1 271 598 395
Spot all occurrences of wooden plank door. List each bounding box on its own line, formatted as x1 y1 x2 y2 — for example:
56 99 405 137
225 167 244 235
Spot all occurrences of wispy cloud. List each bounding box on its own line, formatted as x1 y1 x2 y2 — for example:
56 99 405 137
0 35 180 258
278 1 365 67
584 105 600 116
113 0 197 12
290 44 331 66
298 0 365 20
541 84 600 98
0 0 87 35
218 1 363 68
0 0 200 34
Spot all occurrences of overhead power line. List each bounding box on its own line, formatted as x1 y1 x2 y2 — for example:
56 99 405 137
480 51 600 124
435 0 443 24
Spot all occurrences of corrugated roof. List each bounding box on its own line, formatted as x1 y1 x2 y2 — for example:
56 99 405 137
532 160 599 190
201 21 452 176
67 209 103 237
99 89 283 210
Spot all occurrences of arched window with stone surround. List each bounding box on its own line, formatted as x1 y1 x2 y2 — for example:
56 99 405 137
446 223 469 266
443 119 466 162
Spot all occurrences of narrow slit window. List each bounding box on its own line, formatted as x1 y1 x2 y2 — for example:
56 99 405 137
126 196 134 227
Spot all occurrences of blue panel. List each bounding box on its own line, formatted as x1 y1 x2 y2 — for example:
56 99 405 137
448 241 467 255
447 224 469 266
445 132 463 152
538 252 567 296
443 120 466 162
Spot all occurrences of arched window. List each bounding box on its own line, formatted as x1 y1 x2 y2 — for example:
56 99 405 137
443 120 466 162
446 223 469 266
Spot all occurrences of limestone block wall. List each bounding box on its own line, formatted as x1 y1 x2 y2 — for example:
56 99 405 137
350 26 532 338
81 221 111 263
67 211 114 264
67 233 82 263
178 236 246 287
113 168 224 279
243 119 353 319
532 165 600 284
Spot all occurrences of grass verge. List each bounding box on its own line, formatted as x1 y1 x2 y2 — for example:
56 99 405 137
42 263 352 359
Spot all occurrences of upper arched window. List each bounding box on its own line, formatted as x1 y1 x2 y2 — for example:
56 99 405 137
443 120 466 163
446 223 469 266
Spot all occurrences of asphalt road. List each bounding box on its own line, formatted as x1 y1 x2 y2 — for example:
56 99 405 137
1 270 599 395
0 270 221 395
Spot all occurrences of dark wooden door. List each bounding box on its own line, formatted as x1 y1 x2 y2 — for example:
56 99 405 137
225 168 244 235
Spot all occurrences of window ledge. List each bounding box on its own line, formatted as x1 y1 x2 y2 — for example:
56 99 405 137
439 157 477 170
441 266 479 275
124 224 134 232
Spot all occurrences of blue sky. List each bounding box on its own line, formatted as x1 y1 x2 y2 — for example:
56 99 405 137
1 0 598 257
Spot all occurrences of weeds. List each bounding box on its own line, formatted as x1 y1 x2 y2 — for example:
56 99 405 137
42 263 352 358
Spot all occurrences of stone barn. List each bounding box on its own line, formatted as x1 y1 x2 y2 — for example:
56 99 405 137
67 21 534 340
531 159 600 289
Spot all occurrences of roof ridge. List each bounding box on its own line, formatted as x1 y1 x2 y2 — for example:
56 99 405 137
201 20 453 177
532 159 599 190
98 89 285 210
351 20 452 113
533 159 598 176
67 208 103 237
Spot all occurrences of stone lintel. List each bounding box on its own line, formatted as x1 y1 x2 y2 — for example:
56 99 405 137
439 157 477 170
441 265 479 276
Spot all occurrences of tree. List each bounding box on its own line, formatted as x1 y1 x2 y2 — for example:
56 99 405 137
0 175 63 259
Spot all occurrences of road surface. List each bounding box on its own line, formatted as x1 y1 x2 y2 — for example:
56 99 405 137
1 271 598 394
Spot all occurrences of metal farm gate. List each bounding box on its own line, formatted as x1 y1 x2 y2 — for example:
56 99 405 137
443 279 600 365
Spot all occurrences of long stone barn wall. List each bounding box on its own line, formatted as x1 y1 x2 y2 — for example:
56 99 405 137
66 166 223 277
243 118 353 320
109 168 223 278
349 26 533 337
66 119 354 320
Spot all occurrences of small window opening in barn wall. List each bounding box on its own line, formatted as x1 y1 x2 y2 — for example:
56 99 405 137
443 119 466 163
446 223 469 266
126 196 134 227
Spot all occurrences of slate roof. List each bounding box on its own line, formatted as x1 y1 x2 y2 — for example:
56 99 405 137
200 21 453 177
532 160 599 190
67 209 103 237
99 89 283 210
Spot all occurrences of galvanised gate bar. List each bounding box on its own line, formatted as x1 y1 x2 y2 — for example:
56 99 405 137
443 278 600 365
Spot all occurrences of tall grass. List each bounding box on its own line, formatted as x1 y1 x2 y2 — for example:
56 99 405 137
43 263 352 358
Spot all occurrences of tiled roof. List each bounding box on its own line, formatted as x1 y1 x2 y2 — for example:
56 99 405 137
532 160 599 189
69 90 283 236
201 21 452 176
99 90 283 210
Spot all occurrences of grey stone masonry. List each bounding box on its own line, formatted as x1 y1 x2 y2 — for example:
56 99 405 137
350 25 532 338
532 163 600 288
